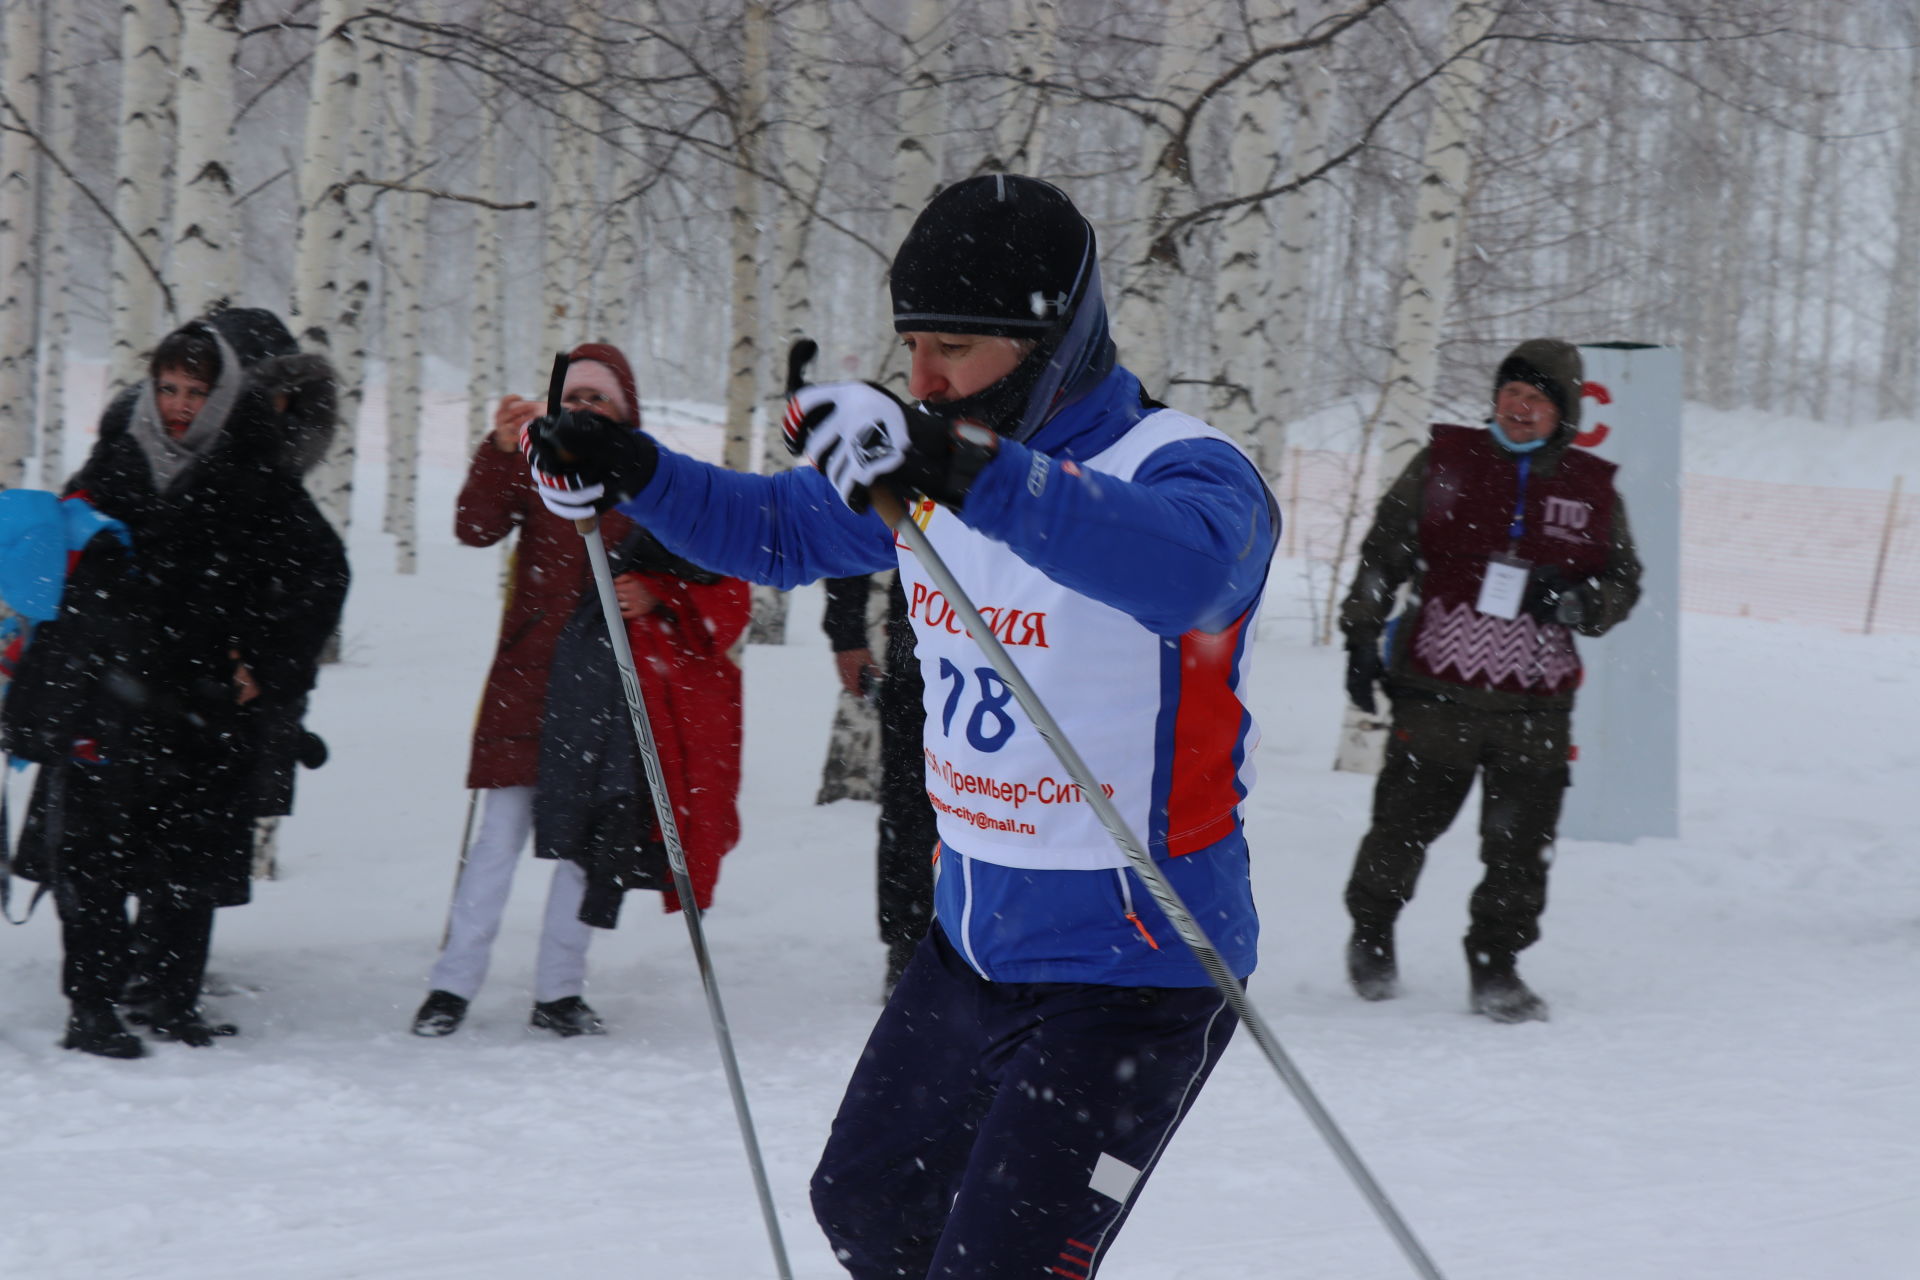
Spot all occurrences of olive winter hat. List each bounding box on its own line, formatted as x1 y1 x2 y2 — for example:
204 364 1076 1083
890 175 1097 337
1493 338 1584 430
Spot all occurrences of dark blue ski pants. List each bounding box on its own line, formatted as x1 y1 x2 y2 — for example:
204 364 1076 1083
810 924 1238 1278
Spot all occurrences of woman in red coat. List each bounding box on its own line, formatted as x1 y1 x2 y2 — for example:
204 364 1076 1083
411 344 745 1039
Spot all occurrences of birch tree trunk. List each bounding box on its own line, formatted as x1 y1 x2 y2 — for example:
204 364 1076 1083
993 0 1058 174
169 0 241 316
38 0 80 486
468 92 505 445
1880 40 1920 419
1113 3 1218 402
1359 0 1500 474
1789 122 1824 417
540 8 595 361
384 11 437 575
109 0 176 390
1265 60 1330 468
0 0 43 491
872 0 945 391
1211 3 1293 464
292 0 355 358
312 18 385 536
747 0 832 645
594 97 639 353
722 0 769 475
1328 0 1499 770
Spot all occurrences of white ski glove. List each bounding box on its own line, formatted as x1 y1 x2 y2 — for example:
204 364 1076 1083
786 382 911 510
783 381 999 513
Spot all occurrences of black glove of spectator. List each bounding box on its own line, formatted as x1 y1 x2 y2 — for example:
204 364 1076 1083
1345 636 1386 715
523 409 659 519
296 730 329 769
1521 565 1593 628
784 381 998 512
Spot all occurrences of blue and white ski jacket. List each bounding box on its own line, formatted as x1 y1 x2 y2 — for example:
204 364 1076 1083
614 365 1277 986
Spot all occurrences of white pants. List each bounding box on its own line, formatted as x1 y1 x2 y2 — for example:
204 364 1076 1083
429 786 593 1004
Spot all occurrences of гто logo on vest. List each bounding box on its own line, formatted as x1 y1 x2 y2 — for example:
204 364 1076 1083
908 581 1050 648
1542 494 1593 540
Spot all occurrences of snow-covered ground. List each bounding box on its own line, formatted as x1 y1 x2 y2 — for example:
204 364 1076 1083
2 398 1916 1280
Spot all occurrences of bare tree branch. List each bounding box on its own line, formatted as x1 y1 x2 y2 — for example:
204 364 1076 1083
0 91 177 318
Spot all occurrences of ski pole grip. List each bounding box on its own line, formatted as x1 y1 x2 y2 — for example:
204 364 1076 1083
786 338 818 394
543 349 580 469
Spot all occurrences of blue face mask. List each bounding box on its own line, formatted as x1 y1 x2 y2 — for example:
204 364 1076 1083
1488 417 1549 454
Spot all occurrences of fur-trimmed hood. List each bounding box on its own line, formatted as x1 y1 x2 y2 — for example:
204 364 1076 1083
228 351 339 478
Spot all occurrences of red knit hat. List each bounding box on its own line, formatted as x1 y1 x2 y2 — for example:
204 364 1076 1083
567 342 641 428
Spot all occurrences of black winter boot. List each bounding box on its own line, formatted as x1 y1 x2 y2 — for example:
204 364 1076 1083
147 1007 239 1047
63 1001 146 1059
1346 926 1398 1001
410 990 469 1037
530 996 606 1038
1467 947 1549 1023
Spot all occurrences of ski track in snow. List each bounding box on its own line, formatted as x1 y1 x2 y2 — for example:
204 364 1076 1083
2 420 1916 1280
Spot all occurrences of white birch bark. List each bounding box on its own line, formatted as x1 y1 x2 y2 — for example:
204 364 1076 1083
38 0 81 485
1362 0 1500 474
292 0 356 358
722 0 769 475
540 9 595 361
1211 4 1294 465
0 0 44 491
749 0 832 644
872 0 945 391
1113 4 1218 402
1881 41 1920 418
312 18 385 536
1266 61 1329 464
594 106 638 354
109 0 176 390
384 10 437 575
994 0 1058 174
468 90 504 445
888 0 945 256
1328 0 1498 760
169 0 241 316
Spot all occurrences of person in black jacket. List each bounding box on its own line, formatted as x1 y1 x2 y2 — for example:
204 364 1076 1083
1 308 348 1058
819 573 937 995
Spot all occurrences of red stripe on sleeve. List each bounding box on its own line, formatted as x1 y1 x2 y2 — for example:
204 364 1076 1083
1164 610 1249 856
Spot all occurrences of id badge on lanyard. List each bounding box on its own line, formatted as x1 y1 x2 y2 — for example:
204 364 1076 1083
1476 554 1531 619
1475 454 1532 620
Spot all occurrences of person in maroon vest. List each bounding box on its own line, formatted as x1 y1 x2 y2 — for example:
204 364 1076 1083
1339 338 1642 1022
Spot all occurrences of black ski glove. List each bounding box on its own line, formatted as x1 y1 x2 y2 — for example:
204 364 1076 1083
1345 635 1386 715
523 409 659 519
784 381 998 513
1521 565 1594 628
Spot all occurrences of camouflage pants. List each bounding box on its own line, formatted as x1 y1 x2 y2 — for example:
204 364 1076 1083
1344 694 1572 963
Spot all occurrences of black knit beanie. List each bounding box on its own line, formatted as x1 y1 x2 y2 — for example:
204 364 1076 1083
1493 338 1583 430
890 175 1096 336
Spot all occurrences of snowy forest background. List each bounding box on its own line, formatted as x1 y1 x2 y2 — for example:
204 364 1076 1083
2 0 1916 559
3 5 1919 1277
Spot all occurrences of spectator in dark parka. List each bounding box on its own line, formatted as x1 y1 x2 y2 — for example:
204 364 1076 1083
2 307 348 1058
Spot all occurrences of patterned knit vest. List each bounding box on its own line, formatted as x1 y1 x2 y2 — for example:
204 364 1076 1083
1407 424 1616 698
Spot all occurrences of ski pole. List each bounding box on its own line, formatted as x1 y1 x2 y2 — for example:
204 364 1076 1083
436 788 481 953
548 355 793 1280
